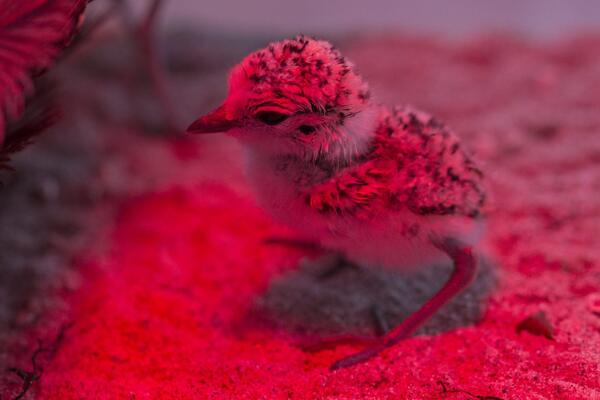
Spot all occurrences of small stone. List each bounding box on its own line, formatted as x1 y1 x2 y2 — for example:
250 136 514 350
516 311 554 340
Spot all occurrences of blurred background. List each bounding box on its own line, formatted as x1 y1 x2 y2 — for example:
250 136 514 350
1 1 599 399
151 0 600 39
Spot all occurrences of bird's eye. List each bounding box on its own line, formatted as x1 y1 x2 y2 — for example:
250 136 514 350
256 111 288 125
299 125 316 135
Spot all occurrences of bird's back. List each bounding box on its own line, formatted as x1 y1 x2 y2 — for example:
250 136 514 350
298 105 485 268
305 105 485 221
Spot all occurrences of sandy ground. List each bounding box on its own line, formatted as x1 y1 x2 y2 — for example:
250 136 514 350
1 31 599 399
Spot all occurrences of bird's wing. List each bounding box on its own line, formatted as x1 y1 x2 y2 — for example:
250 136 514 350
305 106 485 219
305 156 396 218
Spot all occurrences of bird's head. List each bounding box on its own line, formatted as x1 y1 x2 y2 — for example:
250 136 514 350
187 36 375 162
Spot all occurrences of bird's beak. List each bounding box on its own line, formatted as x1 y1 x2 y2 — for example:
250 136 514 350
186 105 238 134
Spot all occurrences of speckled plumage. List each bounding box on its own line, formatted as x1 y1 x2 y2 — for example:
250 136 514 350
305 104 485 220
189 36 486 268
227 35 370 118
188 33 488 256
187 36 486 369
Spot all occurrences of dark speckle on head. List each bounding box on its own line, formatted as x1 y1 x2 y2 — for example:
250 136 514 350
358 90 371 102
229 35 370 118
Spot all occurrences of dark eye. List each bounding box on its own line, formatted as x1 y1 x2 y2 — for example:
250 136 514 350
299 125 316 135
256 111 288 125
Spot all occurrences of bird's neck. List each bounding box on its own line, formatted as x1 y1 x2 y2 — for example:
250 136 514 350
267 105 380 185
325 104 379 165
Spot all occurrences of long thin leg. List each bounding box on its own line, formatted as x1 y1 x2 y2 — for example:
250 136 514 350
330 237 477 371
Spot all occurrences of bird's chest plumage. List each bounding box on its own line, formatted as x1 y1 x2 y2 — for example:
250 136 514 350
243 150 335 238
245 150 441 267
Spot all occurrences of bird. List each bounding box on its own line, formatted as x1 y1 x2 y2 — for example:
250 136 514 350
186 35 486 371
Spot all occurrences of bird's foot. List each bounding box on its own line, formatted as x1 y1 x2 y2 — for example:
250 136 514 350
329 314 408 371
328 318 414 371
330 344 386 371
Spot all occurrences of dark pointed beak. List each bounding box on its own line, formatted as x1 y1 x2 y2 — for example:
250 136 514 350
186 105 238 134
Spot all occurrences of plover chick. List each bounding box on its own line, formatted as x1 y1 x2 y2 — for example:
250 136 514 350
187 36 486 370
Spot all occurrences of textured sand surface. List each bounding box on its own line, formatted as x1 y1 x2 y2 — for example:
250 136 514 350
1 32 599 399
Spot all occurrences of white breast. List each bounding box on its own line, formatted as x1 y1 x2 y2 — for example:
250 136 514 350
243 149 334 239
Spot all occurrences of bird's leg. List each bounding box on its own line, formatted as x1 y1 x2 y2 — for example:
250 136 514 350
330 237 477 371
